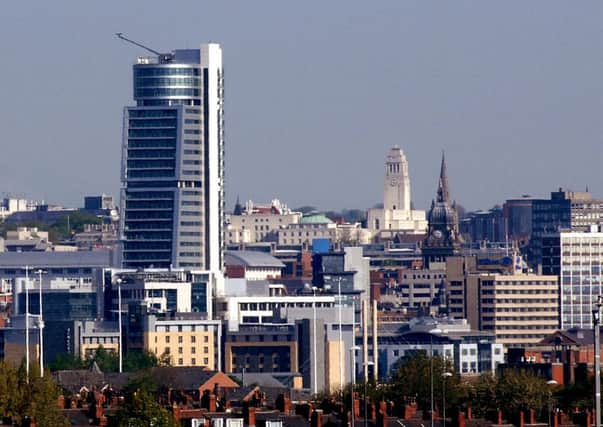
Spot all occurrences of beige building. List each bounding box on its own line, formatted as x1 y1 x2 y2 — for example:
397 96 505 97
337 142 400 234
142 314 221 369
226 199 302 244
278 214 371 246
479 274 559 347
446 256 559 347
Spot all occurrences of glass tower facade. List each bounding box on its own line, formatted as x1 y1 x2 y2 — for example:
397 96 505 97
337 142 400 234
120 45 224 271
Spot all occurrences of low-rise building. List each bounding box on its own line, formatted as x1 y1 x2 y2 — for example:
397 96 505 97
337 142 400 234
224 250 285 281
139 312 221 369
226 199 302 244
367 317 504 377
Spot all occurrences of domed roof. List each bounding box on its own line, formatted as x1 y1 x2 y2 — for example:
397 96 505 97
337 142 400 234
299 214 333 225
428 200 457 226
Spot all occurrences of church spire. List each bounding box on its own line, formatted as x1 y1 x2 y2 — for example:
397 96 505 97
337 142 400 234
436 151 450 203
233 195 243 215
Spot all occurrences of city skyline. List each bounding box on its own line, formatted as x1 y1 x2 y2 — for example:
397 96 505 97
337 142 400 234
1 1 602 212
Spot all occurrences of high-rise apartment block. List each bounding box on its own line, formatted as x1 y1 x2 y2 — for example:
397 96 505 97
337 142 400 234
120 44 224 272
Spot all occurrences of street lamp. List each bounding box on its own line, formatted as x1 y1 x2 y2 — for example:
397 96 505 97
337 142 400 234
350 345 361 427
546 380 558 427
442 372 453 426
35 269 46 377
312 286 318 395
116 278 123 373
429 327 442 427
24 266 30 383
364 360 374 427
338 276 344 392
593 296 602 427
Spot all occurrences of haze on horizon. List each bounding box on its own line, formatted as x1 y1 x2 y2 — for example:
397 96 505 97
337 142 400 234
0 1 601 213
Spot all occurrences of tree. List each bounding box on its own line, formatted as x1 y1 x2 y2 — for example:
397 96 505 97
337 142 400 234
49 353 87 371
468 370 551 422
0 361 68 426
124 351 160 372
494 370 549 420
88 346 119 373
0 361 20 421
387 352 462 414
111 378 178 427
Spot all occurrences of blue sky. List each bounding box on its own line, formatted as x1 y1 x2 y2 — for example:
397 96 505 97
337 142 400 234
1 1 602 211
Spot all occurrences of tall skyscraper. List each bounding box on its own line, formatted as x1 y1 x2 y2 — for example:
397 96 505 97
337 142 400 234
367 146 427 236
119 44 224 272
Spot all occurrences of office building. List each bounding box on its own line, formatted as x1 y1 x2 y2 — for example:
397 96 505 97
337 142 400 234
530 189 603 267
109 269 215 317
119 43 224 272
503 196 535 244
372 318 504 377
479 273 559 347
367 146 427 237
542 228 603 329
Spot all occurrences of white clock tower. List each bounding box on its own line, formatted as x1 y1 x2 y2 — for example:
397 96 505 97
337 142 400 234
367 146 427 235
384 146 411 212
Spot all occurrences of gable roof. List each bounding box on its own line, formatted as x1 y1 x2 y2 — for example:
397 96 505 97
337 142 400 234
149 367 239 391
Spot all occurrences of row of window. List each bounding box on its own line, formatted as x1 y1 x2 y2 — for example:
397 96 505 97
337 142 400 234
129 129 176 138
128 119 177 128
135 67 200 77
156 335 209 344
129 139 176 149
136 77 200 87
180 252 201 257
135 88 201 98
239 302 332 311
181 221 202 226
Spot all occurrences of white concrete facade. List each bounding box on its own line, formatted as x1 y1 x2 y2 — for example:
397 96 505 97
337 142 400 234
559 230 603 329
226 200 302 244
367 146 427 235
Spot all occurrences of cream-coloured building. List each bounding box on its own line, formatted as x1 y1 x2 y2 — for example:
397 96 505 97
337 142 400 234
226 199 302 244
367 146 427 236
278 214 371 246
479 274 559 347
142 313 221 369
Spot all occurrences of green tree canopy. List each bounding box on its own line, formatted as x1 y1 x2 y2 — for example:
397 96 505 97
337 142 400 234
0 361 69 426
110 378 178 427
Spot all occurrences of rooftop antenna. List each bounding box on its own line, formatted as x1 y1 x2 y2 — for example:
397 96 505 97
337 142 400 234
115 33 163 56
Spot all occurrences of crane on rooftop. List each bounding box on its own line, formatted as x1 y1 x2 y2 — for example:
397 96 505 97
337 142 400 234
115 33 163 56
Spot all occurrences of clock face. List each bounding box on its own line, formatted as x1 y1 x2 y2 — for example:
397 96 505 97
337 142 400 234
389 178 398 187
432 230 443 239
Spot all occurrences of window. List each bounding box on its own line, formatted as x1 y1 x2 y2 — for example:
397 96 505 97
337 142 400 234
191 336 196 343
178 336 183 344
203 358 209 365
165 336 170 343
191 347 196 354
178 347 183 354
204 347 209 354
191 358 196 365
178 358 183 365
